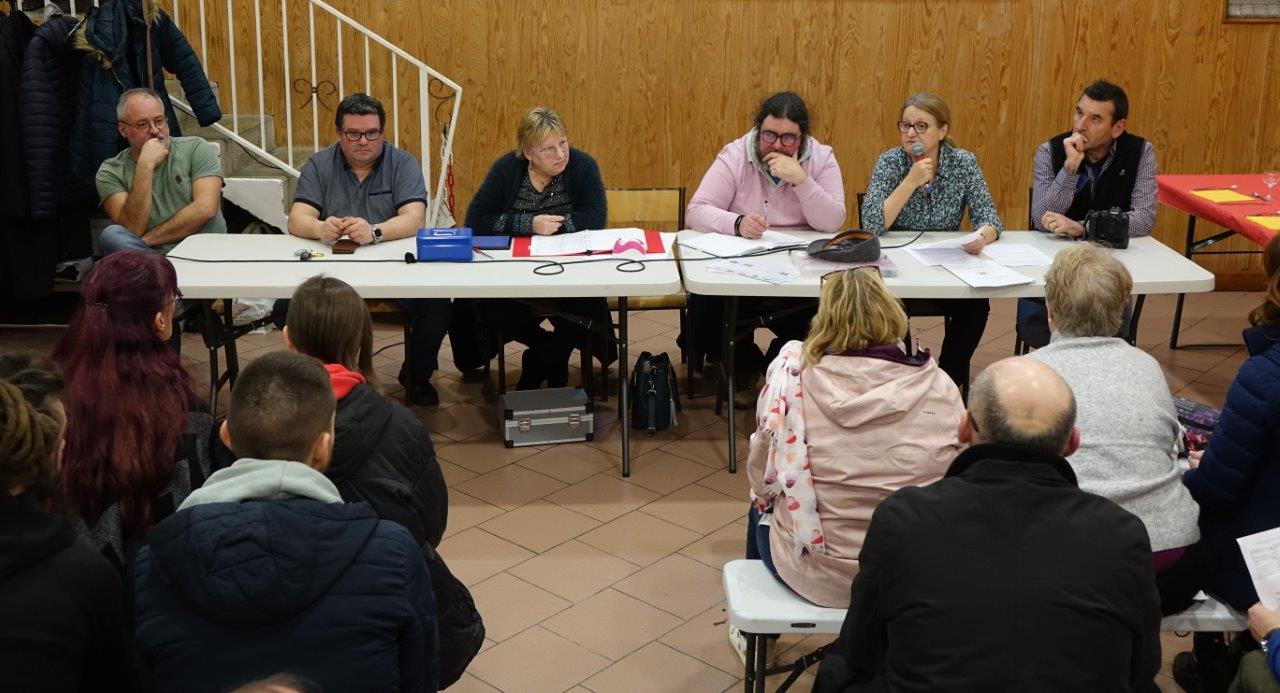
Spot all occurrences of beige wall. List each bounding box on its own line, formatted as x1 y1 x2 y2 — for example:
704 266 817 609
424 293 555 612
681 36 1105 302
180 0 1280 283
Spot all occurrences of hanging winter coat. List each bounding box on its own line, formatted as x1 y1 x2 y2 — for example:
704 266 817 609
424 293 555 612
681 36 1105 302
20 14 92 220
0 6 35 217
70 0 220 183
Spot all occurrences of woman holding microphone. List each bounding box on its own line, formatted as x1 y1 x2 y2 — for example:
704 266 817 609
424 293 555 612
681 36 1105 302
861 93 1003 394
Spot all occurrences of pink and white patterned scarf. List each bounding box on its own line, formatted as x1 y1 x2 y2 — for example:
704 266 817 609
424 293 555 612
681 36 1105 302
751 340 825 558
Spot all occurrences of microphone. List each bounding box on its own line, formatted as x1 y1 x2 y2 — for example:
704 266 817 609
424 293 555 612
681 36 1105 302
909 142 933 199
403 252 417 264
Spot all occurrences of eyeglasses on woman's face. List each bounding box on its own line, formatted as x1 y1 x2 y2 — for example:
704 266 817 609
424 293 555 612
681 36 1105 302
896 121 932 135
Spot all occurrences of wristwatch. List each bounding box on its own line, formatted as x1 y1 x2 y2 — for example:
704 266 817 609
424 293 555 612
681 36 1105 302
371 225 383 244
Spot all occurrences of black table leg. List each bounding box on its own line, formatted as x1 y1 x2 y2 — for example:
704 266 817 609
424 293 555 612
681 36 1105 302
1170 215 1245 350
619 297 631 477
725 297 739 473
1170 215 1196 349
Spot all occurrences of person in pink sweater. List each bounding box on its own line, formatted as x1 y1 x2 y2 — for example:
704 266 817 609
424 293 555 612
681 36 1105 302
684 92 847 383
744 267 962 608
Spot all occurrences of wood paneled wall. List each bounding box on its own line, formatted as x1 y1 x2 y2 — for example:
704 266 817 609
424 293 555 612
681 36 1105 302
176 0 1280 281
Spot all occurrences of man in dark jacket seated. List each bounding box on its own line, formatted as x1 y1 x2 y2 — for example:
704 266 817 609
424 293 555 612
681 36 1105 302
130 351 437 692
814 356 1162 693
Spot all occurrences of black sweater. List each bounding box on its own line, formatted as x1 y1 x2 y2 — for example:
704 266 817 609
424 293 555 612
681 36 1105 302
0 494 132 692
464 148 607 235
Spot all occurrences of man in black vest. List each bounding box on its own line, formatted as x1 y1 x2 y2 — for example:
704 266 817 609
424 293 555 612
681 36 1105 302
813 357 1162 693
1018 81 1157 347
1031 80 1158 238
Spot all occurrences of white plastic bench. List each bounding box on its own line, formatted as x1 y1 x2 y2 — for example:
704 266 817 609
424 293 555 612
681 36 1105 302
723 559 845 693
1161 595 1248 632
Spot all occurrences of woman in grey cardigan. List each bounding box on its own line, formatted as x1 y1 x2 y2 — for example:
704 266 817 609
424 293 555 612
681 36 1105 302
1027 243 1202 615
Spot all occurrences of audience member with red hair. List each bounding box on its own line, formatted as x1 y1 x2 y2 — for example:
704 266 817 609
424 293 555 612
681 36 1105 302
50 251 214 573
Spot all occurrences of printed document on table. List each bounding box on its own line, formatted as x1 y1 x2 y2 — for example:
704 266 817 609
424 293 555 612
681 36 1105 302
680 230 807 257
1238 527 1280 609
914 230 984 249
943 258 1034 287
706 258 800 285
529 234 588 256
981 243 1053 267
906 246 974 266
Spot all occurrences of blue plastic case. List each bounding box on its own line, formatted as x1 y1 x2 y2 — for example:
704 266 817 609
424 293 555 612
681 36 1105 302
416 228 473 262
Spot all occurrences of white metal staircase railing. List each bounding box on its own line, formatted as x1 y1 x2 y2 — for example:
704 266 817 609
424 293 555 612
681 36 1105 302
70 0 462 226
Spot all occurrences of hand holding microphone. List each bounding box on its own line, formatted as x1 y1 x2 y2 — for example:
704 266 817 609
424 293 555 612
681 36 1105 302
907 142 935 196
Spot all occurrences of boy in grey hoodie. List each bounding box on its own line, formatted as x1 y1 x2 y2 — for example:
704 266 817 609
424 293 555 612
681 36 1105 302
130 350 438 692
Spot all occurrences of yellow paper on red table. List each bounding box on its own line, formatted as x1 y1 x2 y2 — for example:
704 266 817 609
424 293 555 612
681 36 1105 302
1246 216 1280 231
1192 189 1256 203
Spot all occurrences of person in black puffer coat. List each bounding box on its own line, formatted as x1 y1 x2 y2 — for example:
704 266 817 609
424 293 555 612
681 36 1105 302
212 275 482 687
71 0 220 184
133 352 438 692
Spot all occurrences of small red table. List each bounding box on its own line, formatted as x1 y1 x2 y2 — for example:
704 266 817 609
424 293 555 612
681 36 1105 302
1156 174 1278 348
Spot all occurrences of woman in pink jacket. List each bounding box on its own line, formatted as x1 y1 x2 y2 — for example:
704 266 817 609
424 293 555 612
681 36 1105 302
684 91 847 386
745 267 963 609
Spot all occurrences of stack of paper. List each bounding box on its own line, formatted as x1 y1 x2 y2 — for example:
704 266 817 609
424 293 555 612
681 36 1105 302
679 230 807 257
905 231 984 266
705 257 800 285
981 243 1053 267
528 228 650 256
941 256 1033 288
1191 189 1255 203
790 251 900 277
1239 527 1280 609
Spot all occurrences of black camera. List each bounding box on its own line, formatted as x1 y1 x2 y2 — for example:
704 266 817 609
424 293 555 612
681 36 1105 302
1084 207 1130 249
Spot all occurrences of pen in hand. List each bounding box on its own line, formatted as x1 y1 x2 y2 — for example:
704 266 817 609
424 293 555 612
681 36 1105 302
762 201 769 230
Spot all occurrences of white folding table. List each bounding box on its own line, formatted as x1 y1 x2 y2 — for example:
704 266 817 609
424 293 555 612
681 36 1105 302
168 232 684 475
678 230 1217 467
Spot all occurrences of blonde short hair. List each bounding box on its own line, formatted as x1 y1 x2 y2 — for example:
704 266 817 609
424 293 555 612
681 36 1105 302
515 107 567 159
1044 243 1133 337
803 269 908 367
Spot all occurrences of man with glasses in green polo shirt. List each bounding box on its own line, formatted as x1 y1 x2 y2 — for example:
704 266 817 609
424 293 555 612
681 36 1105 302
96 88 226 255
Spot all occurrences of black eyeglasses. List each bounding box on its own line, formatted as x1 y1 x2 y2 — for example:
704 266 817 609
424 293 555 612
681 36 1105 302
820 265 882 286
897 121 932 135
341 129 383 142
759 130 800 147
968 411 981 433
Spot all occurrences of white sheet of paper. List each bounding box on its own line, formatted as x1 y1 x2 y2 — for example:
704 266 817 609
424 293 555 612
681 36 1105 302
1238 527 1280 610
913 230 984 249
943 258 1034 287
529 234 588 256
584 228 647 253
982 243 1054 267
706 258 800 285
680 230 806 257
906 246 975 266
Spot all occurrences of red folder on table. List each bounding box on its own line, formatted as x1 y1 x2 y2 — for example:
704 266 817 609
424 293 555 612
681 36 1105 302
512 230 665 257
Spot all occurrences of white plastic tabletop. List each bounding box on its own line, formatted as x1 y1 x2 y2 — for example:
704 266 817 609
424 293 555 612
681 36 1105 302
678 230 1216 299
168 232 683 300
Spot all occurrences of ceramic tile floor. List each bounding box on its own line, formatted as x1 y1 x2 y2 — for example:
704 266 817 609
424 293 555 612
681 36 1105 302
3 292 1261 692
